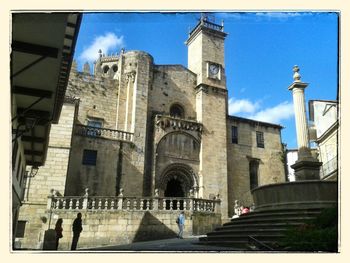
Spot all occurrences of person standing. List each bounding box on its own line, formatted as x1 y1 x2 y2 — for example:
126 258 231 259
177 211 185 239
54 218 63 250
71 212 83 250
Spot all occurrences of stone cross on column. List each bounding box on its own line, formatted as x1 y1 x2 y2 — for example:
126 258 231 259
288 66 322 180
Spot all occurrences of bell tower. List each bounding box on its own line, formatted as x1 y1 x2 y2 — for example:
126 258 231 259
186 16 229 219
186 15 227 89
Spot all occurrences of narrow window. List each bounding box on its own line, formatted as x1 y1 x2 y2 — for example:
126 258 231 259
15 220 26 238
170 104 185 118
82 150 97 166
249 160 259 190
103 65 109 74
12 139 18 170
256 131 264 148
231 126 238 144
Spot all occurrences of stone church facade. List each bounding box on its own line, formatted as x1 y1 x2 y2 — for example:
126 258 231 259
16 18 285 249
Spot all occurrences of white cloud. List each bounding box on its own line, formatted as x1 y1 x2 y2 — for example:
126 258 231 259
80 32 125 63
247 101 294 124
228 98 260 115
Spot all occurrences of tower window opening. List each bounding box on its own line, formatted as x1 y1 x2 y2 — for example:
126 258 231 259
112 64 118 72
170 104 185 118
103 65 109 74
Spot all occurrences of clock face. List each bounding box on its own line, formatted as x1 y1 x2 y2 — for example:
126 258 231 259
209 64 219 75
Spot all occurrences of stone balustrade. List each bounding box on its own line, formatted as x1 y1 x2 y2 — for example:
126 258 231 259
75 124 134 142
155 115 203 132
48 195 220 213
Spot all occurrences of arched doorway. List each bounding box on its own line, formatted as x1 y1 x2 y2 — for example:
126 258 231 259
164 178 185 197
157 163 199 210
164 178 185 210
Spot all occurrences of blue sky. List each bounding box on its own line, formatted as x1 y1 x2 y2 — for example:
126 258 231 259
74 12 338 149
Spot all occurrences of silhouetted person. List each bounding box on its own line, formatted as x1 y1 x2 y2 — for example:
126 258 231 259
71 212 83 250
55 218 63 250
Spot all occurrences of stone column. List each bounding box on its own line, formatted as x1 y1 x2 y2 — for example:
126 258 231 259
288 66 322 180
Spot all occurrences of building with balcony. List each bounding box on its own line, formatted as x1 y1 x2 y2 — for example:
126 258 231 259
16 16 286 250
11 13 81 247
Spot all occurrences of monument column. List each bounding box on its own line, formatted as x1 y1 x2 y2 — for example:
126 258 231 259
288 66 322 180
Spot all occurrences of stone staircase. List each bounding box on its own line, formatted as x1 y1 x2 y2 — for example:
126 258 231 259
198 207 323 250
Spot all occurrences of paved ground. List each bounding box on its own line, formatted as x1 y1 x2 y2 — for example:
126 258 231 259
81 236 242 252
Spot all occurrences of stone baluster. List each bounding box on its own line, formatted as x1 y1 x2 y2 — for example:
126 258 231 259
75 199 80 209
126 199 131 210
83 188 89 209
62 199 67 209
98 199 102 209
163 199 166 211
111 199 115 210
91 199 96 210
189 198 193 211
146 200 150 210
196 200 200 211
68 199 72 209
183 199 187 211
153 198 158 211
176 200 180 210
170 200 174 210
133 199 137 210
105 199 108 210
117 197 123 210
140 199 144 210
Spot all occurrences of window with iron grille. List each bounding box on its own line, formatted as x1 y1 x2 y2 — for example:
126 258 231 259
231 126 238 144
87 120 102 137
82 150 97 166
256 131 264 148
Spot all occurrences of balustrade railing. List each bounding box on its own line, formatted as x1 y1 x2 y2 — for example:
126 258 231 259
155 115 203 132
75 124 134 142
47 195 220 213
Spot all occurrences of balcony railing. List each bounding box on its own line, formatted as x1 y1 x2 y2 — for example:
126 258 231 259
75 124 134 142
47 195 220 213
320 156 338 179
155 115 203 132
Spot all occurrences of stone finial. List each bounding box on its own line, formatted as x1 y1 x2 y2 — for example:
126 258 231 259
83 62 90 74
118 188 124 197
98 49 102 58
154 188 159 197
84 188 89 197
293 65 301 82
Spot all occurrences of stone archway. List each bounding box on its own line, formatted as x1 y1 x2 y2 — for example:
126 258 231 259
158 163 198 198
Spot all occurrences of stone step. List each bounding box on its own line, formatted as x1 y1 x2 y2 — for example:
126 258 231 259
226 210 321 224
198 207 322 250
207 228 289 236
222 216 317 228
197 240 277 250
216 222 301 231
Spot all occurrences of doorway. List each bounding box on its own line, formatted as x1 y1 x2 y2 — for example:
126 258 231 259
164 178 184 210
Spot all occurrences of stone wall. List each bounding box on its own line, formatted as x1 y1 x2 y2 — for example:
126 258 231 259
150 65 197 119
18 208 220 250
226 117 286 216
17 102 76 249
196 86 228 218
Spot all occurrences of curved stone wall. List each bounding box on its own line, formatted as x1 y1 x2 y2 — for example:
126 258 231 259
251 181 338 211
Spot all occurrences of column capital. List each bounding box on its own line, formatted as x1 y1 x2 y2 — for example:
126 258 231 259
288 81 309 91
